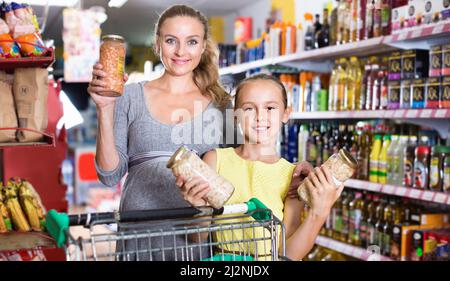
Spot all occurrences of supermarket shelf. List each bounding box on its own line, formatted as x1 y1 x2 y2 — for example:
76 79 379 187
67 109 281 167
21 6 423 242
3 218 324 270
290 109 450 120
0 48 55 72
315 235 393 261
219 21 450 75
345 179 450 205
0 232 56 252
0 128 55 149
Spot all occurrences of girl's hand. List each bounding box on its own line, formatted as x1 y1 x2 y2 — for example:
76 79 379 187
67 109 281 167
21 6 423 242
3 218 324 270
175 176 211 207
304 165 344 219
87 63 129 110
287 161 314 199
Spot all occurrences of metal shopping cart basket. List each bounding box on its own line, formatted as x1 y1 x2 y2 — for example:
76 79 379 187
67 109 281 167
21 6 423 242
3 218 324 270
46 198 290 261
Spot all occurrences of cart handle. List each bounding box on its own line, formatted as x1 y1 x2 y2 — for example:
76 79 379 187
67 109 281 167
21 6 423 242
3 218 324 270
46 198 270 248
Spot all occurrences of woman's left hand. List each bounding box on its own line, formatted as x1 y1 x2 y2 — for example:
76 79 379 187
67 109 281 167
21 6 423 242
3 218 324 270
286 161 314 199
304 165 344 219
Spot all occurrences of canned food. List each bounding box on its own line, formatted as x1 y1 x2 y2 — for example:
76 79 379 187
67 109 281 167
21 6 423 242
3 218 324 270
297 149 357 207
98 35 126 97
167 146 235 209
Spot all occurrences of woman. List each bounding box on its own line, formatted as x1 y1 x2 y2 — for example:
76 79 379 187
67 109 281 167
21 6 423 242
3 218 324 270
88 4 311 261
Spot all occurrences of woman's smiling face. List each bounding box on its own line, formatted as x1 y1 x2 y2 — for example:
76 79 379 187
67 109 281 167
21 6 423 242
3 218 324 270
158 16 206 77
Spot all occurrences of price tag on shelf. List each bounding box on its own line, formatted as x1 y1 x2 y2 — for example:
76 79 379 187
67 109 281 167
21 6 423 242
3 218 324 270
421 191 434 201
395 187 407 197
420 109 432 118
411 28 423 38
382 184 395 194
409 189 421 199
397 31 409 41
432 24 445 34
406 110 419 118
434 109 447 118
433 193 447 204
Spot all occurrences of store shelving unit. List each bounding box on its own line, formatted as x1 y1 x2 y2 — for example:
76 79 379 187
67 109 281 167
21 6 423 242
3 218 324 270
345 179 450 205
219 21 450 75
315 235 393 261
290 109 450 120
0 48 55 72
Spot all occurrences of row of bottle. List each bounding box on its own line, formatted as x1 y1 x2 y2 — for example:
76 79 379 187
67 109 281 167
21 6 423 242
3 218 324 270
304 189 449 260
281 121 450 193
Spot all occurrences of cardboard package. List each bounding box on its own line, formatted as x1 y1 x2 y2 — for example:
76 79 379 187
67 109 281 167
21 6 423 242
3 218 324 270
13 68 48 142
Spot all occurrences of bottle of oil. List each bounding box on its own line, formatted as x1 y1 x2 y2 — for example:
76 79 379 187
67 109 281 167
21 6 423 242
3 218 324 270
359 192 370 247
367 194 380 247
336 58 348 111
328 60 339 111
375 197 387 250
360 64 372 110
348 192 365 246
357 124 373 180
340 190 353 242
381 199 394 256
386 135 400 185
332 191 344 240
347 56 362 110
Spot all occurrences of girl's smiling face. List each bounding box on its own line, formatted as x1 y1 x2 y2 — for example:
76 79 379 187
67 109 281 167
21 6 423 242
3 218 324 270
235 79 291 145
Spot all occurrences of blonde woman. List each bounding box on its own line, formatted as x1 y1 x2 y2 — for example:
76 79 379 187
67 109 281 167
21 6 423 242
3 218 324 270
88 5 312 260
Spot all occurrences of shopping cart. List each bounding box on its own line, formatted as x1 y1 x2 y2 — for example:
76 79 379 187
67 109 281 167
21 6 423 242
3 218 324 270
46 198 290 261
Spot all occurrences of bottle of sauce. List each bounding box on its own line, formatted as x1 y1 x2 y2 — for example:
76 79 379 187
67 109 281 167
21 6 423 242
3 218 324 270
370 135 383 183
403 136 417 187
413 146 431 189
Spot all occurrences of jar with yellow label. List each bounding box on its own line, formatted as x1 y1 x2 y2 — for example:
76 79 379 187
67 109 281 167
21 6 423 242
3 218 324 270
98 35 126 97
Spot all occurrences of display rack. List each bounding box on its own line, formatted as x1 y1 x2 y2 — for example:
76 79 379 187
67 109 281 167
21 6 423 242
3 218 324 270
0 48 55 72
345 179 450 205
290 109 450 120
219 21 450 75
315 235 393 261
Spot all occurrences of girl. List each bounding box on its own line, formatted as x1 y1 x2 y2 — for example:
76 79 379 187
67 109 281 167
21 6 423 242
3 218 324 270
177 74 344 260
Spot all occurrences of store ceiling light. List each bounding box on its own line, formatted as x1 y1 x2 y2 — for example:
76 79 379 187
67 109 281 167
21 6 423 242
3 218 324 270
108 0 128 8
24 0 79 7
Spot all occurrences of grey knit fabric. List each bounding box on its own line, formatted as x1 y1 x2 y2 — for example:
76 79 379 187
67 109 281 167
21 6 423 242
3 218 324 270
95 82 234 260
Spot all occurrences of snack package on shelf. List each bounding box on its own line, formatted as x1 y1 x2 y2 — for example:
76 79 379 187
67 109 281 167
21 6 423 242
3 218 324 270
0 18 21 58
0 71 18 142
1 2 46 57
13 68 48 142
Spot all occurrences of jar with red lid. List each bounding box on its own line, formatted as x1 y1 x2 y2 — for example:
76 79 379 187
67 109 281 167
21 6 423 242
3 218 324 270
413 146 431 189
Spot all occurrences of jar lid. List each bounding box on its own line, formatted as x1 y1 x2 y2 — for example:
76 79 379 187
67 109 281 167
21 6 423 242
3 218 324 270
432 146 450 154
338 148 358 169
415 146 430 155
166 146 188 168
102 34 125 42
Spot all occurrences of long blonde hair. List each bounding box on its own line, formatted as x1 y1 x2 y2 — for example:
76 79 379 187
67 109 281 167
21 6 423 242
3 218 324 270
154 5 230 110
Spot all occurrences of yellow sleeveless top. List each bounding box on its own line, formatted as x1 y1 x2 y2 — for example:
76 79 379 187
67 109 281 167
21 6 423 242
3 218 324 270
212 147 295 259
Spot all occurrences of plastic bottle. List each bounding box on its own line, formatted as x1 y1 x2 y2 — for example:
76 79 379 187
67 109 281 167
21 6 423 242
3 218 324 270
367 194 380 247
298 124 309 162
386 135 399 185
360 63 371 110
365 0 375 39
330 0 339 45
346 56 362 110
371 63 381 110
348 192 365 246
370 135 383 183
329 60 338 111
337 58 348 111
296 23 304 52
287 123 299 163
373 0 382 37
341 191 354 242
304 13 315 50
332 191 344 240
392 135 408 186
311 75 322 112
378 134 392 184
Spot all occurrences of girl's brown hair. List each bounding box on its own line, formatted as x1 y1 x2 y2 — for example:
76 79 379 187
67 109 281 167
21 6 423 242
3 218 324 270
154 5 231 110
234 74 288 109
